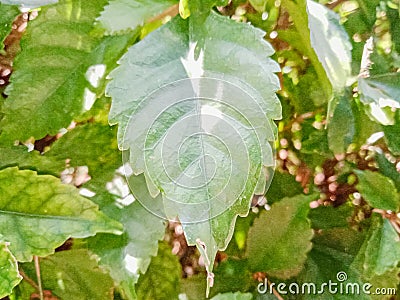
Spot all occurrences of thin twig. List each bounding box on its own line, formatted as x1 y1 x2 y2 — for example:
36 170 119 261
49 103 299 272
147 4 179 23
19 269 39 291
34 256 44 300
326 0 347 10
266 278 285 300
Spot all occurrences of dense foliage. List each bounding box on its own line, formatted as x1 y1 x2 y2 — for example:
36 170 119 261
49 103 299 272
0 0 399 299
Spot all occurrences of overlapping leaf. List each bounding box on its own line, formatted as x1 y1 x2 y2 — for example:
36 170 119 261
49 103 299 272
0 240 21 298
107 10 281 292
246 194 315 279
358 73 400 125
0 167 122 262
89 177 166 300
0 0 137 143
306 0 352 91
98 0 177 34
355 170 400 211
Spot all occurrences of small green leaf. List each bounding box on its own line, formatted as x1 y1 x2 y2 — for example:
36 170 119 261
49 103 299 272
0 0 137 142
98 0 177 34
89 176 166 300
355 170 400 211
21 249 114 300
363 215 400 276
0 240 22 298
135 242 181 300
0 4 19 51
0 167 122 262
246 194 315 279
211 292 253 300
327 93 355 154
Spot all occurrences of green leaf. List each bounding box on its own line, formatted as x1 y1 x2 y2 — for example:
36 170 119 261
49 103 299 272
363 215 400 276
0 0 137 142
0 167 122 262
358 73 400 125
0 4 19 52
355 170 400 211
306 0 352 91
108 11 281 293
135 242 181 300
309 203 353 230
281 0 332 104
327 93 355 155
0 240 22 298
383 111 400 155
0 0 57 8
211 292 253 300
89 177 166 300
98 0 177 34
375 152 400 191
246 194 315 279
21 249 114 300
0 145 64 174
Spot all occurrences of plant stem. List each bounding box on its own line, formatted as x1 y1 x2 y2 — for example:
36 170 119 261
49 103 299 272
34 256 44 300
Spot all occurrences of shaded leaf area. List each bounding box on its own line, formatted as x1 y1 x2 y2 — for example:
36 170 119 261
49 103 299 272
0 121 121 192
0 3 19 51
135 242 181 300
327 93 355 155
107 9 281 290
358 215 400 277
88 180 166 300
0 0 137 143
98 0 177 34
45 123 121 188
0 240 21 298
355 170 400 211
375 152 400 191
383 111 400 156
246 194 315 279
21 249 114 300
0 167 122 262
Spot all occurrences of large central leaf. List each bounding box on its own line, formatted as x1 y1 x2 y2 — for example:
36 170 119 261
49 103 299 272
107 11 281 292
